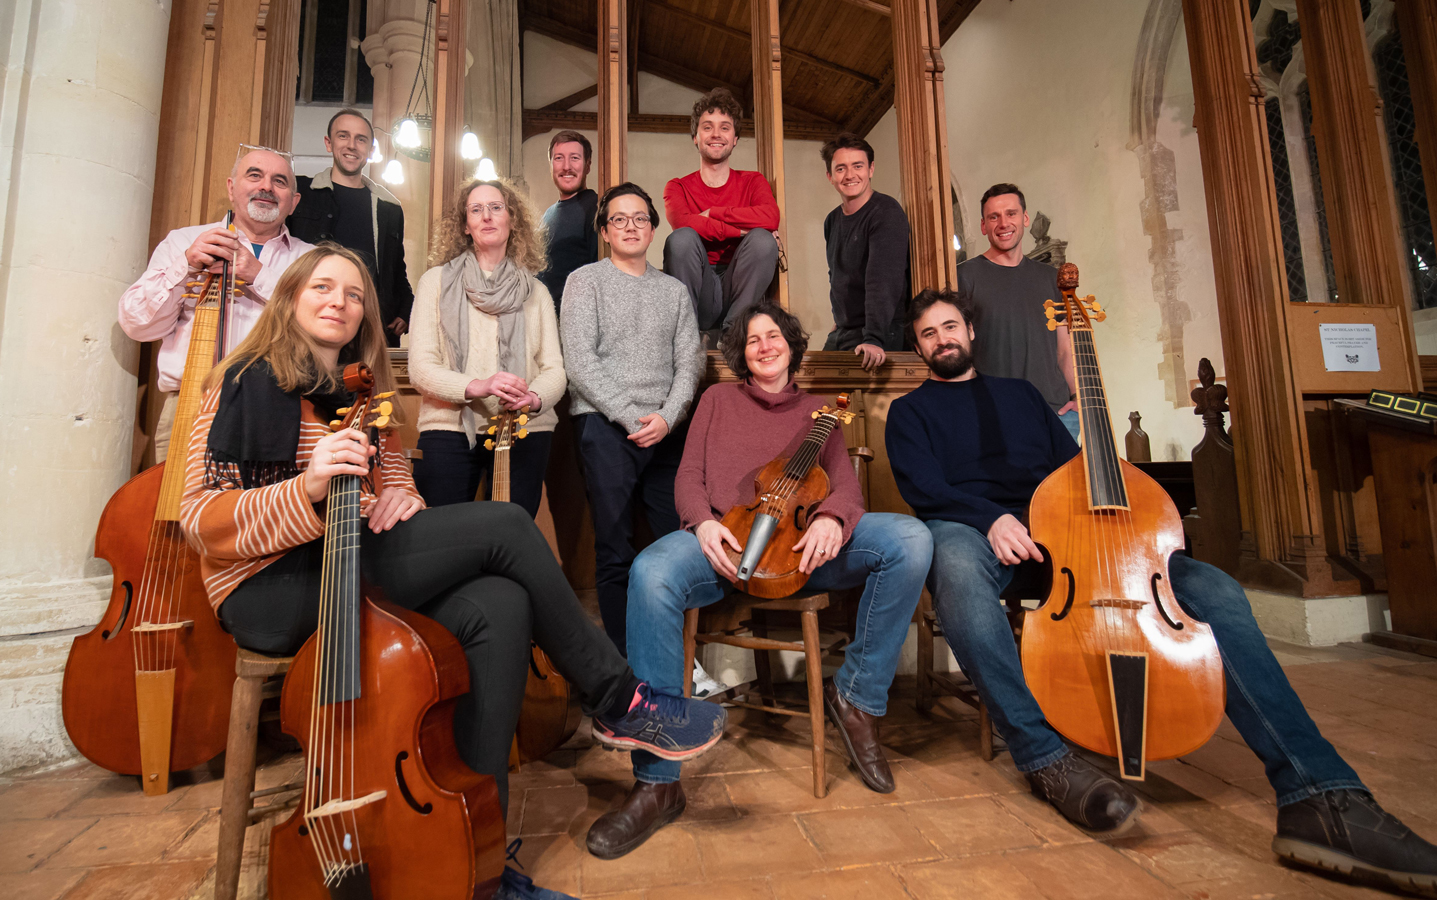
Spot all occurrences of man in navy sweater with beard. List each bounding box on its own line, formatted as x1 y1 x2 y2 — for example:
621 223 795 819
886 288 1437 896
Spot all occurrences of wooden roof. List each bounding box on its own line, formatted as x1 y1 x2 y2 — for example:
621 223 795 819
520 0 981 140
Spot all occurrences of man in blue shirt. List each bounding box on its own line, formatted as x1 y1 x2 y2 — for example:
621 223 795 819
887 289 1437 895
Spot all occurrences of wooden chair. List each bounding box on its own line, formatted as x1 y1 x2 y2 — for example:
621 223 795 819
682 588 843 798
914 590 1027 760
214 648 303 900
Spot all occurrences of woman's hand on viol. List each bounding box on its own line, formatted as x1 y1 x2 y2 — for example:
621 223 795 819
695 519 741 581
305 428 375 502
368 487 423 533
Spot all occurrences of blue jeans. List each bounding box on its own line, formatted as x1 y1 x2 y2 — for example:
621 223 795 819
926 519 1365 806
627 513 933 784
1058 409 1081 443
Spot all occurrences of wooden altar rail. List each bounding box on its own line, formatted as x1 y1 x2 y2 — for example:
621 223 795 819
390 349 930 589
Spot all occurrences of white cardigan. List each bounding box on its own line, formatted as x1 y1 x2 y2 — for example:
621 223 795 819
407 265 566 434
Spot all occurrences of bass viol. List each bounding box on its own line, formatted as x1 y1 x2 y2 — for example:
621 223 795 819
1020 262 1225 780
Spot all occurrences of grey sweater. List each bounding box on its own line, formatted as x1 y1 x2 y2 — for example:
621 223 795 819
560 259 703 433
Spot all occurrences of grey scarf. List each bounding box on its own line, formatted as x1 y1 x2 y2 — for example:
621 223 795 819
439 252 531 446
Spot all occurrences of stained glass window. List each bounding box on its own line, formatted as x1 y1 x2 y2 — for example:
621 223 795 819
1266 97 1309 302
1375 28 1437 308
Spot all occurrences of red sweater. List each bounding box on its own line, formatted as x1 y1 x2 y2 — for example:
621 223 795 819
663 170 780 265
676 381 865 543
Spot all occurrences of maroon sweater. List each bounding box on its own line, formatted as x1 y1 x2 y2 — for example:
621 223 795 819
676 381 866 543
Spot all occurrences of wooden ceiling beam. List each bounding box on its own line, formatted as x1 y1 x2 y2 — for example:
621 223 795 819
645 0 880 86
539 83 599 111
834 0 893 15
522 108 841 143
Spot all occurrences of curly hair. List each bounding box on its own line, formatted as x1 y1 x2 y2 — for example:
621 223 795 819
721 302 809 380
429 177 547 272
690 87 744 138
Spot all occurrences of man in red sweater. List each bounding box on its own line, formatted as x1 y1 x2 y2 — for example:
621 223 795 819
662 87 781 345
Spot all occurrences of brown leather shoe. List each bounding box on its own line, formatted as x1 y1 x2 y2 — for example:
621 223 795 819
585 781 686 860
822 678 895 793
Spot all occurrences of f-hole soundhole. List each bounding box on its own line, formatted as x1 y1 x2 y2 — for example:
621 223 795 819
1050 568 1076 621
1151 573 1184 630
395 751 432 814
102 582 134 640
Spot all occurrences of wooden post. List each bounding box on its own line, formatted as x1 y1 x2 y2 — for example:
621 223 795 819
751 0 789 307
1397 0 1437 247
1296 0 1419 320
892 0 956 292
1180 0 1332 593
597 0 628 195
257 0 301 152
431 0 466 240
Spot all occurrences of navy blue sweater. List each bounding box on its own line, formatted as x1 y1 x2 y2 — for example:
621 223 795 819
887 374 1079 533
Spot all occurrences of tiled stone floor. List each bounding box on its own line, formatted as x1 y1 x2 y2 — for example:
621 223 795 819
4 639 1436 899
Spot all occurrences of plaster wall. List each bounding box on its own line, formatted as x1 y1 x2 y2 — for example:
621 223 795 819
944 0 1224 460
0 0 172 771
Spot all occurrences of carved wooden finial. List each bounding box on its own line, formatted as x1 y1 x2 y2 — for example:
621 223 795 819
1190 357 1229 434
1057 262 1080 291
1125 411 1151 462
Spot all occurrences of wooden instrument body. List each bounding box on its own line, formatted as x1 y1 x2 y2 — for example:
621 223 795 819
1022 456 1226 764
515 646 582 763
61 462 235 775
269 594 505 900
720 457 831 599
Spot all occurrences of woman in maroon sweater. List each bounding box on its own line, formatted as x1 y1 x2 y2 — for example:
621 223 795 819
585 302 933 859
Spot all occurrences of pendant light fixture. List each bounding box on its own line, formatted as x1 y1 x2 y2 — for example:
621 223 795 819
393 0 436 162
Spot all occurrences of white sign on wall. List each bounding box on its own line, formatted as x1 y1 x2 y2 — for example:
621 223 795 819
1318 323 1381 373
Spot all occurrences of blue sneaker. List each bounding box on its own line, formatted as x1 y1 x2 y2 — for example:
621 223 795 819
590 683 727 760
494 840 580 900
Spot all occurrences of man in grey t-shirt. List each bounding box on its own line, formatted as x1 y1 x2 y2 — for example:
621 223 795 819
956 183 1079 441
560 182 703 652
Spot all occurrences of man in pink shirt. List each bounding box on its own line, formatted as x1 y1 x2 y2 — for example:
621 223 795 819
662 87 780 346
120 147 313 461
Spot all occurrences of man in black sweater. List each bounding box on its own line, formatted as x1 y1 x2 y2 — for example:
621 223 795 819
887 289 1437 896
538 130 599 313
287 108 413 347
820 133 909 370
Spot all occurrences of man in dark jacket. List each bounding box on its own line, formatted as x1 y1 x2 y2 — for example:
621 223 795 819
287 108 414 346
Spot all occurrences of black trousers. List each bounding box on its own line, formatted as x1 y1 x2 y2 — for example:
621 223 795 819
414 428 555 519
219 502 631 812
572 413 684 652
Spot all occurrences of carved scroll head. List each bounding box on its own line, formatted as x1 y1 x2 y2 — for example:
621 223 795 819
1057 262 1080 290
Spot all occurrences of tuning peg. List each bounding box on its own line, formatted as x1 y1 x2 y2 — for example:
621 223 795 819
376 391 396 399
336 407 351 415
812 410 821 419
517 414 528 425
517 428 528 439
484 439 495 450
487 425 497 435
329 419 343 430
372 414 390 428
1046 319 1058 332
377 401 394 416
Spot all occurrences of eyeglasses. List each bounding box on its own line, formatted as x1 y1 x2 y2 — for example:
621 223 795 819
606 214 652 229
467 202 508 217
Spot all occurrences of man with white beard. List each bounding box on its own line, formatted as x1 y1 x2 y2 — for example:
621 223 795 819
120 147 313 462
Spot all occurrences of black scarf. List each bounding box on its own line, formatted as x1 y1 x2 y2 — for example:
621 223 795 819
204 359 356 490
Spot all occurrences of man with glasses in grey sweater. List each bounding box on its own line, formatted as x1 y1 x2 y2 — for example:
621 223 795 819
560 183 704 652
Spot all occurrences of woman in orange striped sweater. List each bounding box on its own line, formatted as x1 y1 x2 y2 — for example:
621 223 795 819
180 244 726 820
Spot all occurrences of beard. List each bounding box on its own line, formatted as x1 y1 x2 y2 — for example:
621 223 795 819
334 152 364 178
246 191 281 223
925 342 974 380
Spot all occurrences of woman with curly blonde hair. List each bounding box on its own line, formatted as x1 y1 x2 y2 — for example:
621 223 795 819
408 177 566 515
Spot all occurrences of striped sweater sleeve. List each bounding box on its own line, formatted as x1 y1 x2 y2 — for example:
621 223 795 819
181 388 326 563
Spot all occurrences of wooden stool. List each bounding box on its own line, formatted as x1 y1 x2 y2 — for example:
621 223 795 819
214 648 302 900
915 590 1026 760
683 589 843 799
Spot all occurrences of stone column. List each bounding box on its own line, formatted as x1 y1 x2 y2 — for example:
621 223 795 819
0 0 172 770
362 0 433 280
1180 0 1329 594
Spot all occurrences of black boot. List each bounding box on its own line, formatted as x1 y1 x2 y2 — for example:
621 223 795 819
1274 789 1437 896
1025 752 1142 834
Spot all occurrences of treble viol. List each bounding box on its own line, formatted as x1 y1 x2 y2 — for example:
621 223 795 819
1020 263 1225 780
721 394 856 599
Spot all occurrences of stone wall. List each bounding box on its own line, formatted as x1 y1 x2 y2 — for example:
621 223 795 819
0 0 171 772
